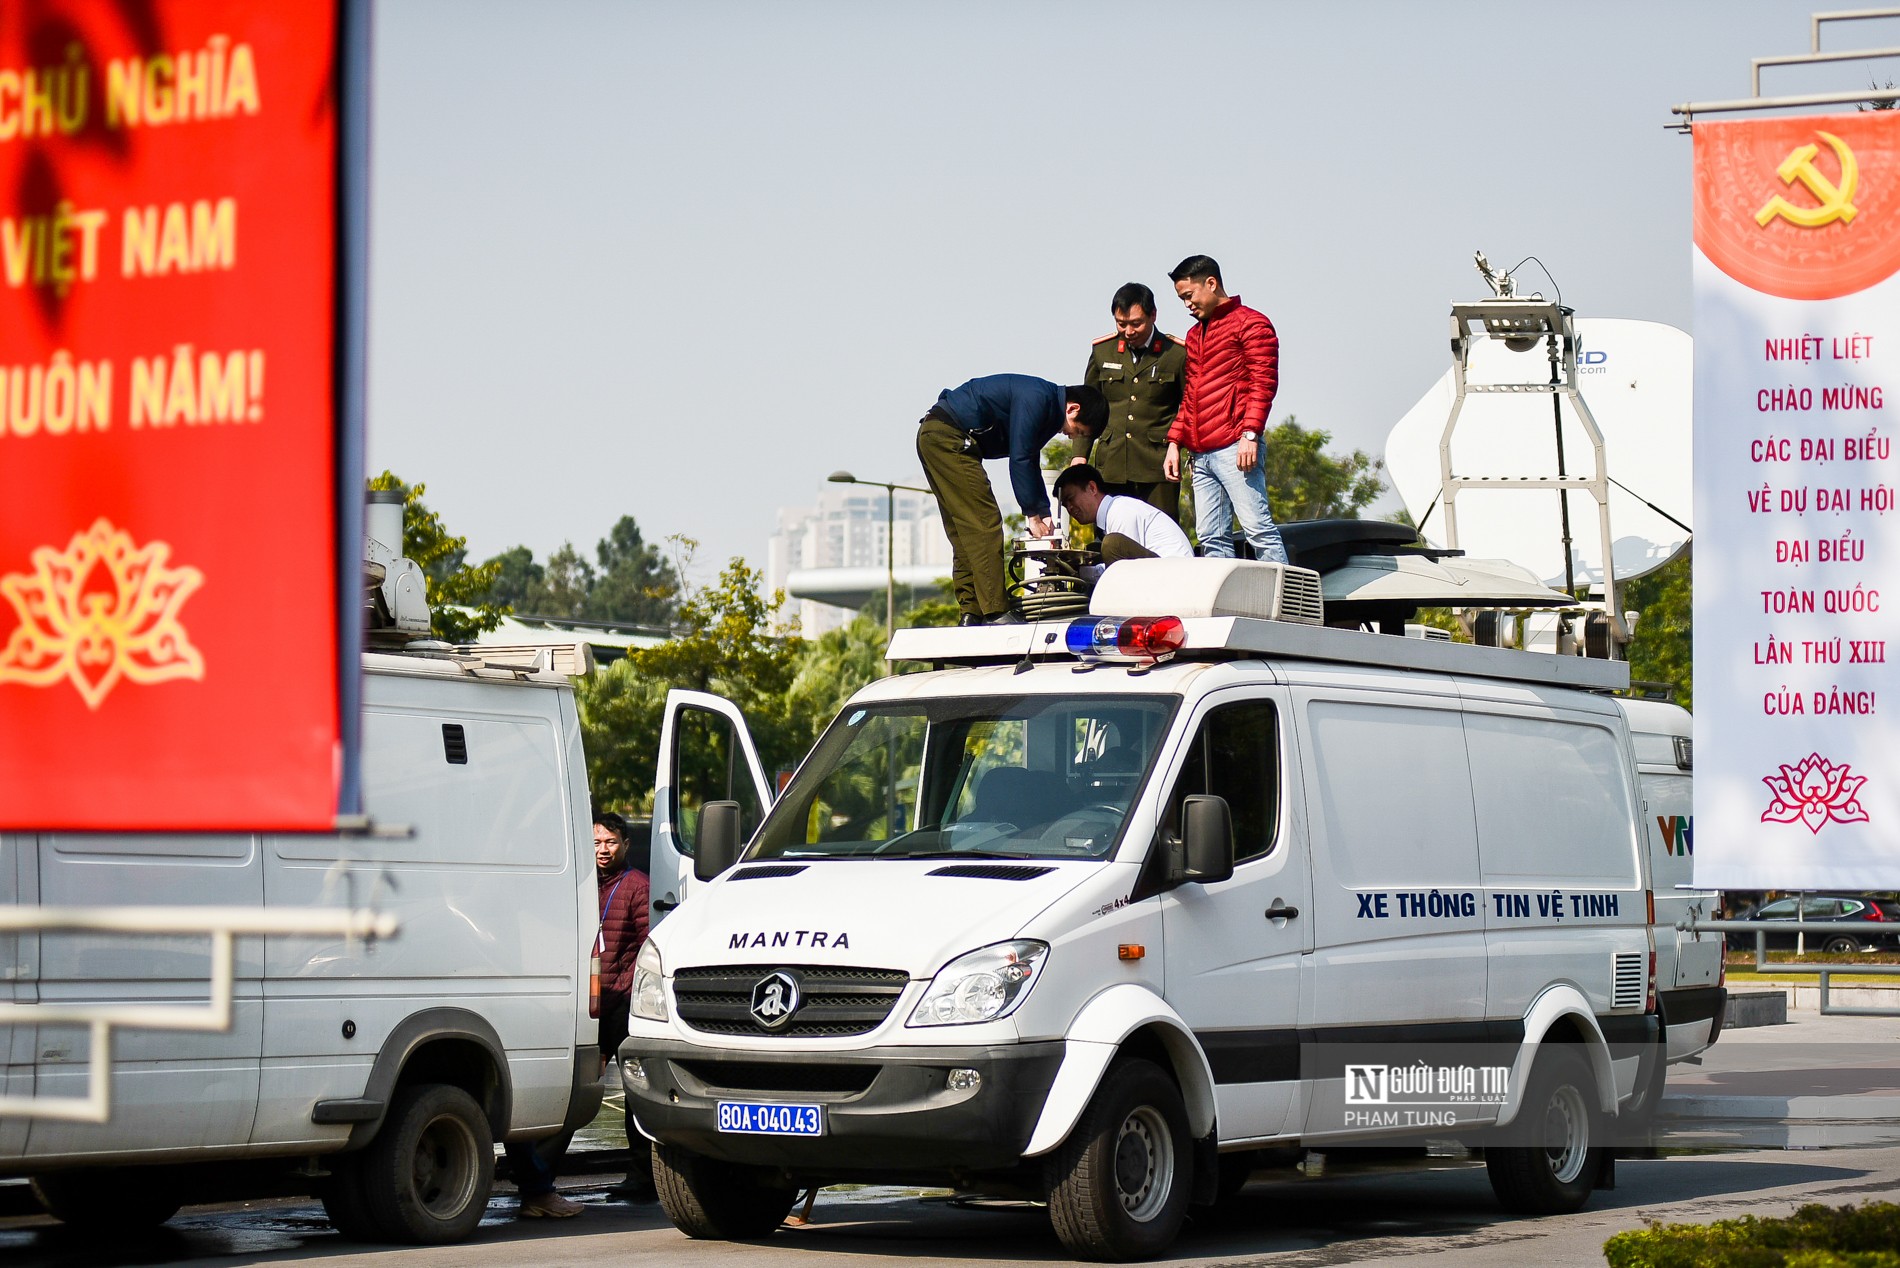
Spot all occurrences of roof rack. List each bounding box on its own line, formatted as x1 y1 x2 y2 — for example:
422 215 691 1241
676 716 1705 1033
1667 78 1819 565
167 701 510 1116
886 616 1629 692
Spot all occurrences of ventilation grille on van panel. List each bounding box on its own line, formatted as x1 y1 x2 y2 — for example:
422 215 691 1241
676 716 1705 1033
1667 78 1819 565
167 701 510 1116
926 864 1055 880
730 864 808 880
1612 952 1646 1010
1279 566 1326 625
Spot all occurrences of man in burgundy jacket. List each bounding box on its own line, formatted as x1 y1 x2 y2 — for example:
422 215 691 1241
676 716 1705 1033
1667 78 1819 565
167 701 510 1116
594 812 654 1201
1160 255 1288 563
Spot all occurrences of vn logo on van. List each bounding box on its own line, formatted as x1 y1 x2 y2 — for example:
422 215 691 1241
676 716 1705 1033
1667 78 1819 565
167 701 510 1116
1656 814 1693 856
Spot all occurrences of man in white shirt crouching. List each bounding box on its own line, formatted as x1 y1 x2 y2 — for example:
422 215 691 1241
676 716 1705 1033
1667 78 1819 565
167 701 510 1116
1054 463 1195 580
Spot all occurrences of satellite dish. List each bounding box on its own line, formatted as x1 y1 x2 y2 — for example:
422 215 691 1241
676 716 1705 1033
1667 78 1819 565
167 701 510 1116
1384 318 1693 589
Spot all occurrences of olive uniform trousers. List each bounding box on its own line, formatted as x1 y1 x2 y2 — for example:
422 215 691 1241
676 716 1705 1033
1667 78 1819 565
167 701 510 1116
917 417 1009 619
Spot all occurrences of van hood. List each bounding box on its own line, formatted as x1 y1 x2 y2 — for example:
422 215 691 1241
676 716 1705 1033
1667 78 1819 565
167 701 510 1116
653 858 1118 977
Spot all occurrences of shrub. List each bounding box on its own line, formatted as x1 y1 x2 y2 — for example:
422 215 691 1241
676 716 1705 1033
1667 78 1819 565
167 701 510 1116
1603 1203 1900 1267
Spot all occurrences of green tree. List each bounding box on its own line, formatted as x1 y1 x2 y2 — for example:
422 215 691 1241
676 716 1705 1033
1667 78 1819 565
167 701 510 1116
367 471 506 642
586 516 680 626
901 579 962 629
482 545 543 612
577 544 808 810
1262 417 1385 520
534 543 596 619
1623 547 1693 708
786 615 886 727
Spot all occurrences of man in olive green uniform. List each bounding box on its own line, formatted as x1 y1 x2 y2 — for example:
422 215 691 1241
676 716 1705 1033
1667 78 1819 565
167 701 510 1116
916 375 1107 625
1076 282 1187 520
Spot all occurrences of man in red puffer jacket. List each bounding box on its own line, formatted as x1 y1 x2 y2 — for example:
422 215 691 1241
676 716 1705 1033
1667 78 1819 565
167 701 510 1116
1161 255 1288 563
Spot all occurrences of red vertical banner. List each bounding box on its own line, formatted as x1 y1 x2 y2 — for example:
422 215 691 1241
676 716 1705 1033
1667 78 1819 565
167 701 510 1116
1693 111 1900 889
0 3 341 829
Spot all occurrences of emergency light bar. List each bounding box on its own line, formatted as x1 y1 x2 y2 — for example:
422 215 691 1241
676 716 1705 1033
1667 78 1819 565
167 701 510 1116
1065 616 1187 664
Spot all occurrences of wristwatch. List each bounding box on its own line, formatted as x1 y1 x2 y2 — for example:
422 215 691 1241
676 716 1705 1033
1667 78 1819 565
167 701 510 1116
1241 431 1258 442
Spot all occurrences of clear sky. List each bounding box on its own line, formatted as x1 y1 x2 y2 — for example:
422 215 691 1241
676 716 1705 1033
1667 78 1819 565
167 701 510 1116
362 0 1891 582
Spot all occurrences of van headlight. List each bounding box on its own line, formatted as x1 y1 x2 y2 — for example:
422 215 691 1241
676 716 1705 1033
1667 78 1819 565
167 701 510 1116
907 940 1048 1027
631 941 667 1022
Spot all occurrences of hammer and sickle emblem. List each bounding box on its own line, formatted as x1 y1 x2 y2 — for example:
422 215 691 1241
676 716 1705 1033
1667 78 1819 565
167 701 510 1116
1756 131 1859 228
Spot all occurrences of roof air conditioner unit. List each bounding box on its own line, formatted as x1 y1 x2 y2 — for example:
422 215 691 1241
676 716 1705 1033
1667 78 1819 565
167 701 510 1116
1089 559 1324 625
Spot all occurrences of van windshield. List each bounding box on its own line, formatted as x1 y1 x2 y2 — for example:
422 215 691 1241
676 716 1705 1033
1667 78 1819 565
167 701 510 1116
749 695 1176 861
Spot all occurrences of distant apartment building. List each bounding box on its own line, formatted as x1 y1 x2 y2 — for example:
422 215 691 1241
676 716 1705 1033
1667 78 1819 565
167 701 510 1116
766 479 953 635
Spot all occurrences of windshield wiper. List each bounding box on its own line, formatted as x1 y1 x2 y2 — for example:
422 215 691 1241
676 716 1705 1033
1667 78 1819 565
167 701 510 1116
887 850 1036 861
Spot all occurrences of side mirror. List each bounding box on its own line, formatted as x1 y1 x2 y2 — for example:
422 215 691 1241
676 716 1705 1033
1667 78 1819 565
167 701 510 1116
1181 794 1235 885
694 800 743 881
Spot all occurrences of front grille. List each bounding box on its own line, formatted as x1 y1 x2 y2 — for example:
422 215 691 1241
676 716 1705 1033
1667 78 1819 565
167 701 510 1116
673 964 911 1038
674 1059 878 1094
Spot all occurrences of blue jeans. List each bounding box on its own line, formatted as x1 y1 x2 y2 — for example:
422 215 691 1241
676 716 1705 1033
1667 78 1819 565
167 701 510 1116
1189 441 1287 563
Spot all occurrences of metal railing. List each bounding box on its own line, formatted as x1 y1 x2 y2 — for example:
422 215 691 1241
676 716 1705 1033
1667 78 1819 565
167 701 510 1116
1680 916 1900 1018
0 905 398 1121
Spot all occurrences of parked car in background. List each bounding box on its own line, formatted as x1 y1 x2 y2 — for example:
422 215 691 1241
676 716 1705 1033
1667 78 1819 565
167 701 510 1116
1731 895 1900 953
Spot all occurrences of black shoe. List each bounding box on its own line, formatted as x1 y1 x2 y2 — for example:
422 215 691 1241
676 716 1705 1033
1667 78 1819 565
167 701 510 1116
982 611 1025 625
958 613 982 627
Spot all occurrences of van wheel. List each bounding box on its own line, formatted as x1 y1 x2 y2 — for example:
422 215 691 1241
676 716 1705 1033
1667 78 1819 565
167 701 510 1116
31 1169 182 1230
653 1142 797 1239
1045 1058 1191 1261
319 1156 378 1241
354 1083 494 1244
1487 1046 1603 1214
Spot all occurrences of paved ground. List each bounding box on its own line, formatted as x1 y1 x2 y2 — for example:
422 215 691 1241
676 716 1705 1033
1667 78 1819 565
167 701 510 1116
3 1009 1897 1267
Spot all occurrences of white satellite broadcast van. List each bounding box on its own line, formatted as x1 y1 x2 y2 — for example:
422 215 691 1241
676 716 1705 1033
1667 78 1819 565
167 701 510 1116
0 494 603 1244
624 553 1715 1261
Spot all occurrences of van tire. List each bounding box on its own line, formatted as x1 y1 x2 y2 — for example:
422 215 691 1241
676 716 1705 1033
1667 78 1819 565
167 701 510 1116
1487 1046 1603 1214
31 1170 182 1231
653 1142 797 1239
1045 1058 1192 1261
319 1157 379 1241
354 1083 494 1244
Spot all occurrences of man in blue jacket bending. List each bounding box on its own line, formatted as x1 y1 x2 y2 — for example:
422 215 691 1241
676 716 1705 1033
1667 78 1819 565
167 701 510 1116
918 375 1107 625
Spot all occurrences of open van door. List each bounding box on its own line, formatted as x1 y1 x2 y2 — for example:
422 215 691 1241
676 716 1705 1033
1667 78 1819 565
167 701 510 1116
649 690 773 923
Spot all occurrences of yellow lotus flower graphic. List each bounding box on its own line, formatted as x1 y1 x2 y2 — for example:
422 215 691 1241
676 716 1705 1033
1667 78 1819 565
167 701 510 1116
0 519 205 709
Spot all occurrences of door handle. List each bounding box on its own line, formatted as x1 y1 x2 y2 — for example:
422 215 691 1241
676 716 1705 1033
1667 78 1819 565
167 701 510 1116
1264 901 1299 921
653 897 680 914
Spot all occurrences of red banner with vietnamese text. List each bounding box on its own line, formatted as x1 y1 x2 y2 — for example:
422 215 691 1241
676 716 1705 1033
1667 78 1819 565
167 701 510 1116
0 2 340 830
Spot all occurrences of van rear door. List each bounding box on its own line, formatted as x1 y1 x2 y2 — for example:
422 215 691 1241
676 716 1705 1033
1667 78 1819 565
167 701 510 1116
649 690 774 922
